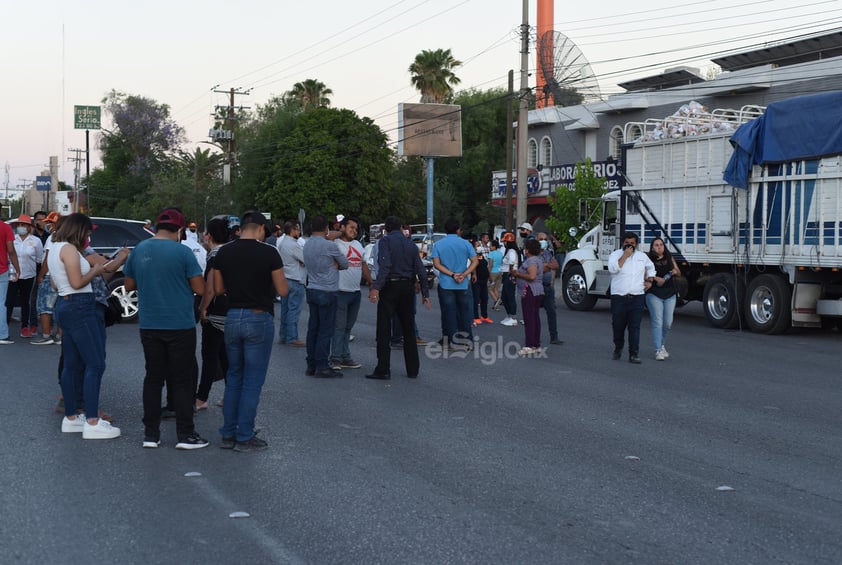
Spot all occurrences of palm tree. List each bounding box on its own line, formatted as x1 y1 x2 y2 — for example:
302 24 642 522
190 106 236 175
408 48 462 103
176 147 224 193
289 79 333 111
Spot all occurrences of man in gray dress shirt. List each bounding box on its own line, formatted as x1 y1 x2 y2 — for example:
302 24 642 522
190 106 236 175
302 215 348 378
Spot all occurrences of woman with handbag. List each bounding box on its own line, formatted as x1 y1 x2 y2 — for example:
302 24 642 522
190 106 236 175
645 237 681 361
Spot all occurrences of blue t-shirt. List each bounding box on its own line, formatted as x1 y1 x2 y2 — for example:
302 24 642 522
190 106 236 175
431 234 476 290
488 249 504 273
123 238 202 330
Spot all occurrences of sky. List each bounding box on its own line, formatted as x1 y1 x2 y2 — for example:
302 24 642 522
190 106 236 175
2 0 840 193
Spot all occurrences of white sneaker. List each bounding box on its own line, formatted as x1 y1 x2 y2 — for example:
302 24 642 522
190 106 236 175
500 317 518 327
655 348 666 361
518 347 536 355
82 419 121 440
61 414 86 433
661 346 669 358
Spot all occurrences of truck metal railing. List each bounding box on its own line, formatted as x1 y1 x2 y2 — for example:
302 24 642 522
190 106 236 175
624 103 766 144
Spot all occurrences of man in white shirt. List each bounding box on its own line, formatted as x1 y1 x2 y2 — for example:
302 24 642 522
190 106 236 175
608 232 656 364
277 220 306 346
327 216 372 369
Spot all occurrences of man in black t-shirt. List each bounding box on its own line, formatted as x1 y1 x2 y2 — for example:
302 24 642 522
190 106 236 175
213 211 288 452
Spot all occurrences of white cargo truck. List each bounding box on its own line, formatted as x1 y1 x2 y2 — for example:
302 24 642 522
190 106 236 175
560 92 842 334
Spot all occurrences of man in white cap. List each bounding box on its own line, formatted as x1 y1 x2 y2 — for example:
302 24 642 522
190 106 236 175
517 222 534 242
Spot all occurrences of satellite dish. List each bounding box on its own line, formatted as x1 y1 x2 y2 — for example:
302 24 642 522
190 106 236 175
537 31 601 107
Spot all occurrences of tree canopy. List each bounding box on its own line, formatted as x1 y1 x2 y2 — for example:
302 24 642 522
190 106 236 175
409 48 462 103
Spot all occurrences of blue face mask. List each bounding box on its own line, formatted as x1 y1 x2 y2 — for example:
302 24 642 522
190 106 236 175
539 240 548 250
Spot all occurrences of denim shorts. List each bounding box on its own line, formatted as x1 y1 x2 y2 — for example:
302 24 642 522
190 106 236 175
36 275 58 315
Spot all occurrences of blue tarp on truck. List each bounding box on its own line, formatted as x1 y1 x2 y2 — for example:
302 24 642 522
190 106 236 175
724 90 842 188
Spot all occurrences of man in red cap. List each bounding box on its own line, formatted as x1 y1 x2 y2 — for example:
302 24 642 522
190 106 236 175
124 208 209 449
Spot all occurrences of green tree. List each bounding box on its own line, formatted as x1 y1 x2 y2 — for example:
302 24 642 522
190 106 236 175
545 158 607 249
428 87 511 231
88 90 184 216
233 95 303 211
289 79 333 111
409 49 462 103
256 107 398 226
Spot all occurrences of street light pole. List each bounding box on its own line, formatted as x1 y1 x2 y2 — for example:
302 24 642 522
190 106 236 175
515 0 529 233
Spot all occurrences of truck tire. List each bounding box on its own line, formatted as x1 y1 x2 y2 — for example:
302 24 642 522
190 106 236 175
107 276 139 322
703 273 743 329
745 274 791 334
562 265 598 311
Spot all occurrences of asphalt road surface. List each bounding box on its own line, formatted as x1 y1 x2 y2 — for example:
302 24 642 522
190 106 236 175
1 294 840 564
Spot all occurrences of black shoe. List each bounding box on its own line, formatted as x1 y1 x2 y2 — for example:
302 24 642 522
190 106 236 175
233 435 269 453
407 373 418 379
629 355 642 364
220 436 236 449
550 339 564 345
175 433 210 450
161 407 177 420
314 368 343 378
365 372 391 380
142 436 161 448
305 367 315 376
612 350 622 360
390 341 403 350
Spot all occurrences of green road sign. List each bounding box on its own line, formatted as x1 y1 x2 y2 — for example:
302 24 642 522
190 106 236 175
74 105 101 129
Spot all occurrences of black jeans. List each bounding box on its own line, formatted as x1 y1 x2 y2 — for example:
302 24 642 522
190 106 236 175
140 328 197 441
611 294 645 356
197 320 227 402
375 279 419 376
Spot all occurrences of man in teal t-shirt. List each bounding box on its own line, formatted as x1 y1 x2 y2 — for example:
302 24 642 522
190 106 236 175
124 208 207 450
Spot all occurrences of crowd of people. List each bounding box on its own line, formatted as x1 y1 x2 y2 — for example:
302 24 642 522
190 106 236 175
0 206 679 453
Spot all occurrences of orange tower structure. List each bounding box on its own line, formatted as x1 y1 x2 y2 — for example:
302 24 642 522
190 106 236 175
536 0 554 108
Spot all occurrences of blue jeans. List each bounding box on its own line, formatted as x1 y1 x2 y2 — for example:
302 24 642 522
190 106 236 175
279 279 305 342
306 289 337 371
542 283 558 341
646 293 676 352
0 271 8 339
437 286 473 343
611 294 645 356
331 291 361 363
55 293 106 418
220 309 274 442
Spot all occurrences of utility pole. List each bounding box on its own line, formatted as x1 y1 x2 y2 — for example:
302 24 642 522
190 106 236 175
68 149 85 212
515 0 530 236
505 70 514 232
211 87 250 184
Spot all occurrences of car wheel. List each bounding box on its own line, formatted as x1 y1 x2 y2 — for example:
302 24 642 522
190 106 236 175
107 276 139 322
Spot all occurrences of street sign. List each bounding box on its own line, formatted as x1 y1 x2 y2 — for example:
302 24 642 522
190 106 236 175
74 105 101 130
36 176 51 192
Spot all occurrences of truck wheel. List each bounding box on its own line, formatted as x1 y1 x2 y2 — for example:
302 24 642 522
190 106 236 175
562 265 598 311
107 276 139 322
745 274 791 334
703 273 743 329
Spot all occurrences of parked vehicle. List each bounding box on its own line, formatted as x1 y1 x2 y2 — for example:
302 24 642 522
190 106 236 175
89 217 154 322
560 92 842 334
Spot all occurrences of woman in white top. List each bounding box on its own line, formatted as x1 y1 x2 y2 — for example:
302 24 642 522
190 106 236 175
499 232 520 326
48 213 120 440
6 215 43 337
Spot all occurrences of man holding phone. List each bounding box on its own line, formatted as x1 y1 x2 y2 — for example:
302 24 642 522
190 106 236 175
608 232 656 364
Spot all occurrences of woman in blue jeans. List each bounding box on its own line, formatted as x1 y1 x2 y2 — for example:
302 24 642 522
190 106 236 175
645 238 681 361
49 213 120 439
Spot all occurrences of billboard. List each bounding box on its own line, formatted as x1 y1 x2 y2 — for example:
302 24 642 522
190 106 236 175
36 176 52 192
398 103 462 157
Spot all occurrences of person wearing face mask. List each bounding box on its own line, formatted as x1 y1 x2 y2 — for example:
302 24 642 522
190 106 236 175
6 215 44 338
608 232 656 364
536 232 563 345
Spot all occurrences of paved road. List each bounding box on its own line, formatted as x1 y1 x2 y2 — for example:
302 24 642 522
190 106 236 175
1 295 840 564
